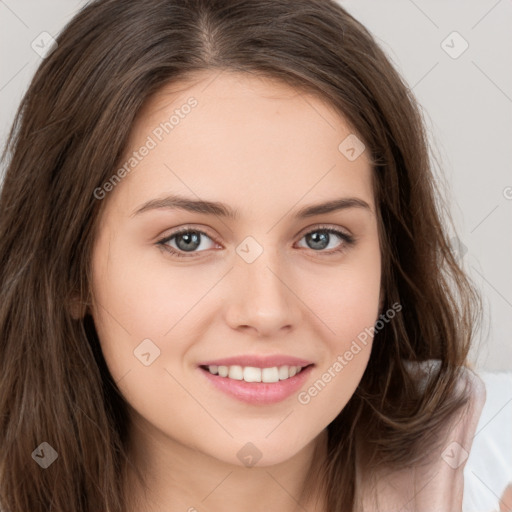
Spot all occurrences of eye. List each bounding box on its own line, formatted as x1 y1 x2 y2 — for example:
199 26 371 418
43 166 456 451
157 225 355 259
157 228 218 258
296 226 355 255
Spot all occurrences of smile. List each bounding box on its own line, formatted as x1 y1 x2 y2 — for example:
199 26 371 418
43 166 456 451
198 363 314 405
202 364 306 383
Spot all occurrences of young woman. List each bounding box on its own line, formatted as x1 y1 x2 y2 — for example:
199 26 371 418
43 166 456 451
0 1 485 511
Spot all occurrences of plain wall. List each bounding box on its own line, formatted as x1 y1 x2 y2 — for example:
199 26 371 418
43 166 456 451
1 0 511 370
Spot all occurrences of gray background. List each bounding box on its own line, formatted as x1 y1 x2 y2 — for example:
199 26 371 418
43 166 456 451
1 0 511 371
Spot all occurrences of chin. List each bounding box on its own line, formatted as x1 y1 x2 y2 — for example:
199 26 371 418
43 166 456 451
211 433 316 469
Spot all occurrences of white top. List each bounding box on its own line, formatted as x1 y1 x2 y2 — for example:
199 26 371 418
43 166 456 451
463 371 512 511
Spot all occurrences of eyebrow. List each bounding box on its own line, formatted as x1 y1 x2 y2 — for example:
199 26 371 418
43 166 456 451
131 194 372 219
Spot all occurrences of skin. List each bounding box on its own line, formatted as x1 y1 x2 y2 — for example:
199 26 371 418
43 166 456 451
501 484 512 512
89 70 382 512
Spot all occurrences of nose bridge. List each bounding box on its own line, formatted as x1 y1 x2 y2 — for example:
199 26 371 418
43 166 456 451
226 238 300 334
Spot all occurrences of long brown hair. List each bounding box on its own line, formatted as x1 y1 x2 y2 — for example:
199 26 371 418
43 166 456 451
0 0 481 510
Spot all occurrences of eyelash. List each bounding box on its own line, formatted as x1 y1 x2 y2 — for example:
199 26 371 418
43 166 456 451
156 225 355 259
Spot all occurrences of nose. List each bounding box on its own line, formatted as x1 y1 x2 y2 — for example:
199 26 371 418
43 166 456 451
224 248 302 338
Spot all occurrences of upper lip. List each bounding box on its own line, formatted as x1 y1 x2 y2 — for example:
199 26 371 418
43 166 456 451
198 355 314 368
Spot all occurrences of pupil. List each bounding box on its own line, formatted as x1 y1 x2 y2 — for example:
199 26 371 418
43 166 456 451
308 231 328 250
177 232 200 251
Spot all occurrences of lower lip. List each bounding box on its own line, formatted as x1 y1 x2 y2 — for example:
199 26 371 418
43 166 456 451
198 365 314 405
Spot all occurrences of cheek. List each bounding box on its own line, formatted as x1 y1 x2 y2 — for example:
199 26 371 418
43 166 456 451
89 232 219 385
91 233 183 336
296 281 377 427
302 236 381 343
295 243 380 416
309 271 380 337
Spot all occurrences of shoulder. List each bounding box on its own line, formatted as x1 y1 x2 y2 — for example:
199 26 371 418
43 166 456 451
356 361 487 512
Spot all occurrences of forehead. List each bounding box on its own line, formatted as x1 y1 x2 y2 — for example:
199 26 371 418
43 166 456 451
141 70 333 117
133 70 364 156
107 70 374 218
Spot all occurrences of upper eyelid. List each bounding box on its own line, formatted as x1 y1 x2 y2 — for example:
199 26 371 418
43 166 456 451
159 226 216 244
296 224 352 238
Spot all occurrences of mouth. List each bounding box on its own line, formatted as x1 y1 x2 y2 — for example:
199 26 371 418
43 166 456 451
197 361 315 405
199 364 311 383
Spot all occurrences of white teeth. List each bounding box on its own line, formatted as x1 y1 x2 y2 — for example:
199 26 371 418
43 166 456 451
243 367 262 382
206 364 304 382
261 367 279 383
228 365 243 380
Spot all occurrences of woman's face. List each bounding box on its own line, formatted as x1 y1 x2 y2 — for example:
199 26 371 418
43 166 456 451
90 70 381 467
